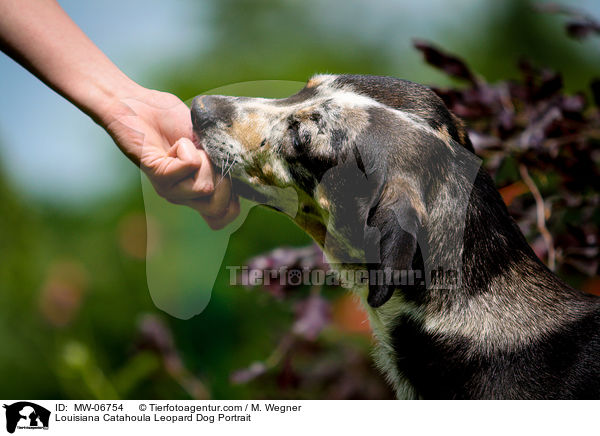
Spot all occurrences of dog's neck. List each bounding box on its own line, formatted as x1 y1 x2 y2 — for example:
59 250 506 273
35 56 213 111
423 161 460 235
420 167 579 306
362 167 593 398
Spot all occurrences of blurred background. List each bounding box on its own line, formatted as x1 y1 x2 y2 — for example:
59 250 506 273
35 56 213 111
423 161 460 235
1 0 599 399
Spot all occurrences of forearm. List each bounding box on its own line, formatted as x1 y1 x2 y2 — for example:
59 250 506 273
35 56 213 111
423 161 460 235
0 1 237 223
0 0 143 126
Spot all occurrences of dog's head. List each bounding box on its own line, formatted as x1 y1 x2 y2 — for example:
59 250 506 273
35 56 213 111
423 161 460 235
191 74 473 307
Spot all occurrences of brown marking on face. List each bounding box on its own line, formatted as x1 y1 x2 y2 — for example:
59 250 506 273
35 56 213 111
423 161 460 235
295 105 320 121
306 76 325 88
260 162 282 186
262 163 274 176
229 113 264 151
245 155 281 186
382 178 427 223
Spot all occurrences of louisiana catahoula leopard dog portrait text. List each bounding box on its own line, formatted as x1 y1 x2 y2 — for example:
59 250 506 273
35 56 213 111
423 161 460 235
191 74 600 399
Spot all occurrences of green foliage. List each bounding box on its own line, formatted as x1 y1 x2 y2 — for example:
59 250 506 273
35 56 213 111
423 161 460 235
1 0 598 399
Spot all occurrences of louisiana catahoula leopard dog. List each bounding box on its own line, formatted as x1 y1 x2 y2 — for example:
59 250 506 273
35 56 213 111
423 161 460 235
191 74 600 399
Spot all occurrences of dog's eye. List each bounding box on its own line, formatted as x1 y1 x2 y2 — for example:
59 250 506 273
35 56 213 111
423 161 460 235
310 113 321 123
288 119 300 131
292 133 301 150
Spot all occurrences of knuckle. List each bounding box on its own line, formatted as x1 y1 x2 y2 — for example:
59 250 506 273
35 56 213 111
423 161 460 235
197 183 215 195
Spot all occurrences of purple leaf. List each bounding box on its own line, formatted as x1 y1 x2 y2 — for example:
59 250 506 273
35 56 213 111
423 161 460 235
413 40 477 85
535 3 600 39
566 19 600 39
292 294 331 341
230 362 267 384
518 106 563 149
137 314 176 355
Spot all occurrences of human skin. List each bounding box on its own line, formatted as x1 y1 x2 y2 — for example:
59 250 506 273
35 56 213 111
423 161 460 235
0 0 239 229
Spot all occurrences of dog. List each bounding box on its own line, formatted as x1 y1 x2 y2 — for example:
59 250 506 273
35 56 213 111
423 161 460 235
191 74 600 399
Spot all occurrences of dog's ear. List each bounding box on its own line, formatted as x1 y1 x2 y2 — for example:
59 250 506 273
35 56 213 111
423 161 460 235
363 186 421 308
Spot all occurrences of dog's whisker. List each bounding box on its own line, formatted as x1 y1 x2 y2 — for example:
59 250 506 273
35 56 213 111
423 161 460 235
216 153 230 187
222 156 236 181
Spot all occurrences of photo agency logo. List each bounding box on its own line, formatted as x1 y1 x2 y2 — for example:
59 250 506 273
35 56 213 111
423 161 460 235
227 265 461 288
3 402 50 434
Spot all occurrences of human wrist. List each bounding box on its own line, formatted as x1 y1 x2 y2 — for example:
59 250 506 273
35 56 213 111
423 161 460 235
86 73 148 128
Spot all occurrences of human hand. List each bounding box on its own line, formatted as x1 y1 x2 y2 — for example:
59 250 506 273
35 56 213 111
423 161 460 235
0 0 238 228
101 88 240 229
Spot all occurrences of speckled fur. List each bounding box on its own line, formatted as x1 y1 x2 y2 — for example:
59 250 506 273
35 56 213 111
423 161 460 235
192 74 600 399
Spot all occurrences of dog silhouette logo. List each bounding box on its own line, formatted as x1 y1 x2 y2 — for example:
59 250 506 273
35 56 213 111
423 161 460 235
3 402 50 433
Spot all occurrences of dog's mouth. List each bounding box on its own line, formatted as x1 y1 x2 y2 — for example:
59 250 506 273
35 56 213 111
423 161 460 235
230 177 270 204
191 133 204 151
192 127 298 215
225 166 301 217
192 135 251 195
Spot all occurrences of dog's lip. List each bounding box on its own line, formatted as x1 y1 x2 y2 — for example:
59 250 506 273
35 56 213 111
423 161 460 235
231 178 269 204
191 133 205 150
191 133 223 170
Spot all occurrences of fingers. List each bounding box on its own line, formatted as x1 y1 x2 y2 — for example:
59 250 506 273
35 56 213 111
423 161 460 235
143 149 199 191
156 138 203 184
169 137 202 166
170 149 215 198
201 195 241 230
184 165 241 229
147 137 241 228
109 91 240 228
184 176 235 217
159 144 216 202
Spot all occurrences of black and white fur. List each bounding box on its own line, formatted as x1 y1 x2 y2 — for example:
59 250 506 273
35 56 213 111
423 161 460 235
191 74 600 399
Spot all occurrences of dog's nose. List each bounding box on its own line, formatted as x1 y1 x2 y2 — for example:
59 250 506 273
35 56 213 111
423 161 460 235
191 95 234 132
